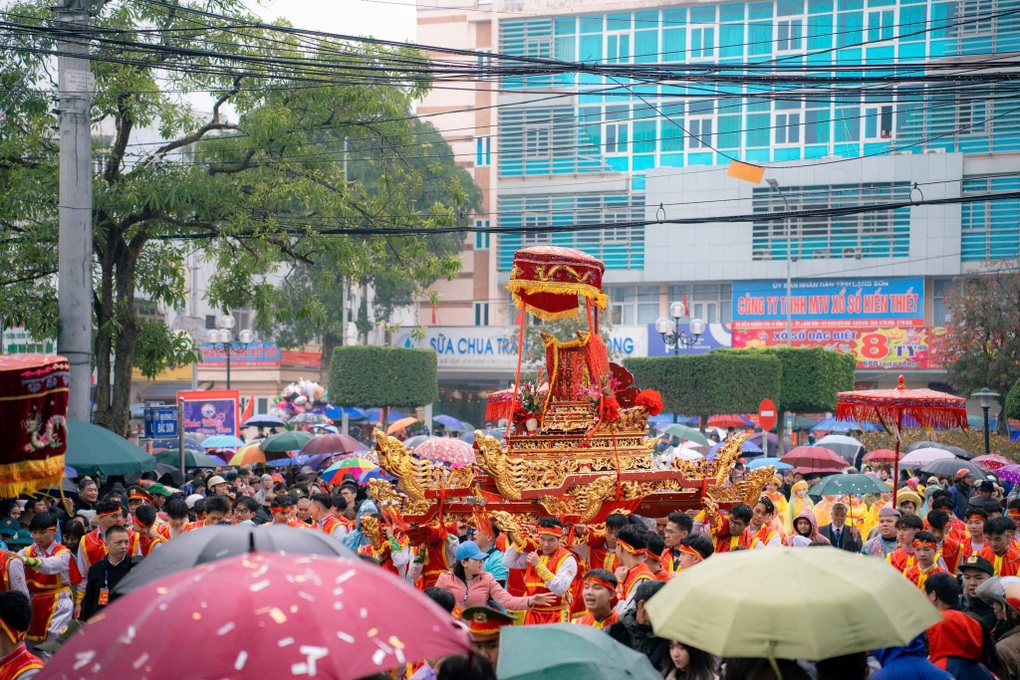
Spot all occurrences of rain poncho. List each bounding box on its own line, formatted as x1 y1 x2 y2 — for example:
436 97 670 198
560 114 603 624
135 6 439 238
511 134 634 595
871 634 953 679
785 508 825 547
784 480 814 533
341 499 380 551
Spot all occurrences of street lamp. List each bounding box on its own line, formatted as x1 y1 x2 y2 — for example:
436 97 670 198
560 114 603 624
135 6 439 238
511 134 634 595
655 301 705 355
766 179 796 346
208 315 253 389
971 387 1000 456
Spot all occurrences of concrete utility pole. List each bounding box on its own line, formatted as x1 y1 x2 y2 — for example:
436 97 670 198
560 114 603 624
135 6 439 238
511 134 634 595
56 0 98 422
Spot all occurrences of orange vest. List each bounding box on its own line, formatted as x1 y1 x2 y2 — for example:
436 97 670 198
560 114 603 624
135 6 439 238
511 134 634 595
525 547 573 611
887 547 916 574
751 525 780 549
418 523 457 590
661 547 682 573
0 552 12 592
319 515 343 537
81 529 107 572
0 645 44 680
619 563 654 602
130 530 166 557
571 609 619 629
939 536 962 574
981 544 1020 577
904 563 947 590
714 527 753 553
25 543 77 593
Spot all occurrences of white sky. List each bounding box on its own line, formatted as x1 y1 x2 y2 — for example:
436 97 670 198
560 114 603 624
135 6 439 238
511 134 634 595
246 0 417 43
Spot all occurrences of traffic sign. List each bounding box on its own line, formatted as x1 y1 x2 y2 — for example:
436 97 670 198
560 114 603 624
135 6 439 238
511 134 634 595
758 399 777 431
144 406 179 438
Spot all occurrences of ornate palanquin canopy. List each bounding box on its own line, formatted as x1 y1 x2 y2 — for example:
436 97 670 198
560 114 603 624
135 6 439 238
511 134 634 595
507 246 607 320
0 355 69 496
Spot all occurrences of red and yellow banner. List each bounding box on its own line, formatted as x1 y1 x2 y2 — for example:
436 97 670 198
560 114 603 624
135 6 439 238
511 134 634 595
0 355 69 497
732 326 948 370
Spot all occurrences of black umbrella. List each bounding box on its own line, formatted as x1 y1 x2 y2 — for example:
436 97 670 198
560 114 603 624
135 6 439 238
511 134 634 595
113 524 354 595
919 458 985 479
904 440 974 460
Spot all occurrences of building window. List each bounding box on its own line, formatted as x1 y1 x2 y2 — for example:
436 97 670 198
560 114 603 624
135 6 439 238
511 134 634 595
524 126 550 159
521 213 551 244
475 136 491 166
960 102 987 133
473 302 490 326
932 279 953 326
604 105 630 154
955 0 997 35
776 18 803 51
669 284 732 324
476 49 492 77
205 315 216 329
688 101 714 149
606 32 631 63
775 110 802 145
608 285 660 325
863 105 894 140
690 26 715 58
474 219 491 249
867 9 895 42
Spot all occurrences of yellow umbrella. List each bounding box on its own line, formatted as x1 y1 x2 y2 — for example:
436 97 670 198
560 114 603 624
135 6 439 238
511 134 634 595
229 444 266 466
645 546 941 661
385 416 419 435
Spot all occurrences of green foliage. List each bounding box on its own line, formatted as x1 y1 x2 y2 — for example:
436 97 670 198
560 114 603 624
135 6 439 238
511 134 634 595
744 347 857 413
0 0 472 433
624 352 782 417
329 346 438 407
941 262 1020 409
1005 377 1020 421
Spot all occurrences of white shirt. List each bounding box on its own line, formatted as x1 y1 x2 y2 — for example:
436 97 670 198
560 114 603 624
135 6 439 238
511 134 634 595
4 556 28 596
20 540 72 585
502 544 578 596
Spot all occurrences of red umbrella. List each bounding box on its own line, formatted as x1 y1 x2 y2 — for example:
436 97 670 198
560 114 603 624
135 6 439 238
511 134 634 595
780 446 847 471
44 552 470 679
973 454 1013 472
707 414 753 429
299 433 367 457
862 449 901 464
837 374 967 508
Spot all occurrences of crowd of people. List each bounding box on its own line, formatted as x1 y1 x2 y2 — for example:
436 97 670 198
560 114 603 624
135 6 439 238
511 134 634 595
2 448 1020 679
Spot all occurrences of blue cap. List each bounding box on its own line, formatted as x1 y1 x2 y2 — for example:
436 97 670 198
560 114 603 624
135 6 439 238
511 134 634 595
454 541 488 562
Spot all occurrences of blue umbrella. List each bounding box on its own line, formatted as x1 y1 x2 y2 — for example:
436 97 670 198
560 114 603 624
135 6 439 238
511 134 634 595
242 414 285 428
652 415 701 427
266 453 332 469
324 405 367 421
65 465 78 478
434 414 465 430
811 416 881 433
707 439 763 460
746 457 793 471
202 434 245 449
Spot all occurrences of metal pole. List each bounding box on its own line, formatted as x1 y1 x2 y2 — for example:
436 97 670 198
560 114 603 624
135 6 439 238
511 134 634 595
786 256 792 347
56 8 94 422
226 342 231 389
983 405 991 456
178 396 186 477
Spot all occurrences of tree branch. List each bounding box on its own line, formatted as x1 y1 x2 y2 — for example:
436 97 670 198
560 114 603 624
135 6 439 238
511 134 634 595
140 77 244 167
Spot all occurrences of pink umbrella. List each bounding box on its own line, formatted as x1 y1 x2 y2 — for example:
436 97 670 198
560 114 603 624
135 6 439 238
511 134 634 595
780 446 848 471
300 433 366 457
44 552 470 679
862 449 901 464
411 437 476 467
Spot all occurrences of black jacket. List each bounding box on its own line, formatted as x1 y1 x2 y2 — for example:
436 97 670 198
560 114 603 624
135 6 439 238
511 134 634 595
82 556 135 620
608 610 669 671
818 524 862 552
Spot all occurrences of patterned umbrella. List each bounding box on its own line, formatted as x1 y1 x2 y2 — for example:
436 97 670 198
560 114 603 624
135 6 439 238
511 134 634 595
202 435 245 449
322 457 377 483
412 437 476 467
997 464 1020 484
837 375 968 508
973 454 1014 472
229 444 266 466
290 412 330 426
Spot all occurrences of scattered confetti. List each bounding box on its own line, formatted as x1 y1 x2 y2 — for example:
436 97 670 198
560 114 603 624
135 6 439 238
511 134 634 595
268 607 288 624
217 622 236 636
250 579 272 593
235 650 249 671
278 637 295 647
72 650 96 671
359 608 368 619
372 649 386 666
132 653 150 670
336 631 355 644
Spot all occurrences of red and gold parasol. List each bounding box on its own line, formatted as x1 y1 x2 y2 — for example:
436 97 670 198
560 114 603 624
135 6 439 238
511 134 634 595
0 355 69 496
836 375 967 507
507 246 606 320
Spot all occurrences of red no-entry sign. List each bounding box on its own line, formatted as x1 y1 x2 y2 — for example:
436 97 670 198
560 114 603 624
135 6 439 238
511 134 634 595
759 399 777 431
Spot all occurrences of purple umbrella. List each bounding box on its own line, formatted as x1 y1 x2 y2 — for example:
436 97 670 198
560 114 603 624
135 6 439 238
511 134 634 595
997 464 1020 484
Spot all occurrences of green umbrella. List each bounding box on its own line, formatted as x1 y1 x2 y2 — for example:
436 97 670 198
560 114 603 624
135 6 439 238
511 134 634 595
497 623 661 680
808 473 888 497
645 547 941 661
154 450 222 469
660 424 709 446
65 419 157 477
259 430 314 454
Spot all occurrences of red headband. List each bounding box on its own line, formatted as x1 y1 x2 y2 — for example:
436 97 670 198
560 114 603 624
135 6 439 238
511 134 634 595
584 576 617 593
132 516 153 528
98 509 121 518
913 539 938 549
616 538 641 555
678 544 704 563
537 526 563 538
270 506 288 514
967 512 987 521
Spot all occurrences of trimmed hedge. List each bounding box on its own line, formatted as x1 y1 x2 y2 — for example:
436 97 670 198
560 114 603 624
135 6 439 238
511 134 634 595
328 346 438 407
624 352 782 417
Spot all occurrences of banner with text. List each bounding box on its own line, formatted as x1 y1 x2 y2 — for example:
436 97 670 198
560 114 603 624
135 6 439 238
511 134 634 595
731 278 924 330
178 389 239 436
200 342 281 368
732 326 947 370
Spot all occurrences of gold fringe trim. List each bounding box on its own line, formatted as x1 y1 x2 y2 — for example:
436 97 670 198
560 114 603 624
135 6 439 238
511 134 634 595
0 456 66 498
506 280 608 315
